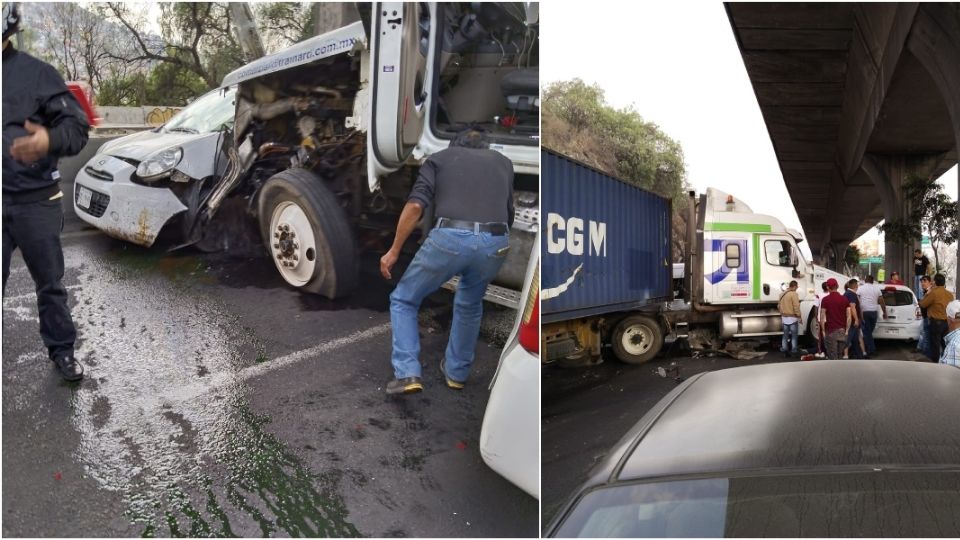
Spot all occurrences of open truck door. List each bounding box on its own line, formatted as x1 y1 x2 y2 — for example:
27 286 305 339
367 2 430 188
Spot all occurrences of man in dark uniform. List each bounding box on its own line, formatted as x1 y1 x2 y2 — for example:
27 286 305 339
3 3 89 381
380 128 513 395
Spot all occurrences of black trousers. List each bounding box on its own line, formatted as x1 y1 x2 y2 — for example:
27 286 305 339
2 197 76 358
929 318 948 362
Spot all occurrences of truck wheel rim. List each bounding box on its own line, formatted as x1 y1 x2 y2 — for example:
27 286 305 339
269 201 316 287
622 324 653 356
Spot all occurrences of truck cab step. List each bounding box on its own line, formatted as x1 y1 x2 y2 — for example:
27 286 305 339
442 276 521 309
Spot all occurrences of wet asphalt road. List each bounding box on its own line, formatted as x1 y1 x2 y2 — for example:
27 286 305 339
540 337 926 527
2 216 538 537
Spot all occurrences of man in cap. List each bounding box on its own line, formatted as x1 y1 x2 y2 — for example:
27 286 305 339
939 300 960 368
380 127 513 395
819 278 856 360
3 2 90 381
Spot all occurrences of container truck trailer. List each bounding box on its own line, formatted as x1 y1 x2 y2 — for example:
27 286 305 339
541 148 849 365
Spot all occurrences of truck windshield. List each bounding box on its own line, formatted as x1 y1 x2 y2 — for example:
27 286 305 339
162 87 236 135
555 472 960 538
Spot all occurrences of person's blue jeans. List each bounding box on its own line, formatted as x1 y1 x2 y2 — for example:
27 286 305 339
862 310 878 356
390 228 509 381
846 325 863 358
781 321 798 354
915 276 925 299
918 317 931 356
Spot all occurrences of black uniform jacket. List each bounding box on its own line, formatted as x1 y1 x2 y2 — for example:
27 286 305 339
2 46 90 203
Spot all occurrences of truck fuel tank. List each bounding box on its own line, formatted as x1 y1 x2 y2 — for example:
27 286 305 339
719 310 783 338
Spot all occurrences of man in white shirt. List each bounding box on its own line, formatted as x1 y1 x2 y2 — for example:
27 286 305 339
857 275 887 358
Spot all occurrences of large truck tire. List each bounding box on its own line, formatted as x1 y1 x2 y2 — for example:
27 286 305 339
611 315 663 365
806 307 819 347
258 168 357 298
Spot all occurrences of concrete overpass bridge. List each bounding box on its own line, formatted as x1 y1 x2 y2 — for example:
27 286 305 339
727 3 960 279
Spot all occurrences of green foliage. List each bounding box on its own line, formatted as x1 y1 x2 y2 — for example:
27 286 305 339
844 244 862 268
878 173 960 273
542 79 688 204
256 3 311 50
144 57 209 105
542 79 691 261
96 73 148 106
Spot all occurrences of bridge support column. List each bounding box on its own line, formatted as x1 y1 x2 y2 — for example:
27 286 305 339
906 3 960 290
862 156 913 283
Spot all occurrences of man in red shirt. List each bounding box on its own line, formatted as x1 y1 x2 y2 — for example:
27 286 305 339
819 278 856 359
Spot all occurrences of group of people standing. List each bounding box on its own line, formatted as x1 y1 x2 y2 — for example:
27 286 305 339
778 276 886 360
810 277 887 360
779 250 960 367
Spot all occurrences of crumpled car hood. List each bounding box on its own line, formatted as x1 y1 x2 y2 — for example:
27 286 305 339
99 130 222 161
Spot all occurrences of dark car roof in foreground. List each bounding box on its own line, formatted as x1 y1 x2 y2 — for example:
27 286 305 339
612 361 960 481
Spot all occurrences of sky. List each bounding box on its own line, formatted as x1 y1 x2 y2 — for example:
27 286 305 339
540 0 958 258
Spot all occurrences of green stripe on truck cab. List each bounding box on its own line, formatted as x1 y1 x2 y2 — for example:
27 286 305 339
753 234 761 299
704 222 773 233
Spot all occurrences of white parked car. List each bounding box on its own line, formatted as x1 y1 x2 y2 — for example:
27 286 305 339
874 284 922 341
480 231 539 499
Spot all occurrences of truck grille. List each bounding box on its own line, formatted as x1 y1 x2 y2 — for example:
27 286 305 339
76 188 110 218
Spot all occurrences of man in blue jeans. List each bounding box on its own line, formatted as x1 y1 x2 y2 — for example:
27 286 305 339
778 280 801 357
379 128 514 395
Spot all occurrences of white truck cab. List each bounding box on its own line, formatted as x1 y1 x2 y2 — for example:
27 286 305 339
691 188 849 339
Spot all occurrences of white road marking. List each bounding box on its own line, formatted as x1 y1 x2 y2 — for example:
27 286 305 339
157 321 394 407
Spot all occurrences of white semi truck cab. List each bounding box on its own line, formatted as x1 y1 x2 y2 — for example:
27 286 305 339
681 188 850 340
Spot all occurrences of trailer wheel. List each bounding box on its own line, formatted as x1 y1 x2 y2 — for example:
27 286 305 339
258 168 357 298
611 315 663 365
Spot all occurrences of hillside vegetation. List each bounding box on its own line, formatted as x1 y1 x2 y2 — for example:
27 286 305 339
542 79 691 261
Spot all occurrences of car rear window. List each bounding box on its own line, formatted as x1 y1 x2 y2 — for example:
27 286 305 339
553 472 960 537
882 289 915 307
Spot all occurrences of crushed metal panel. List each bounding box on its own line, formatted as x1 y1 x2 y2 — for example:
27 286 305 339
221 22 367 87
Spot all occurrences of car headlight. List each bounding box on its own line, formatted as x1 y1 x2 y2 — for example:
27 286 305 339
136 147 183 180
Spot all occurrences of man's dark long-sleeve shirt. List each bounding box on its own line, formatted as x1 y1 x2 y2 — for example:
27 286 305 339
3 46 90 202
408 146 515 227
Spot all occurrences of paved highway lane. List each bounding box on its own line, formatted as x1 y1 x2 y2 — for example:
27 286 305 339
3 222 537 537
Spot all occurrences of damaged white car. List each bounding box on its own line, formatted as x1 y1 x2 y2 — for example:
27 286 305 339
75 2 539 303
75 86 236 247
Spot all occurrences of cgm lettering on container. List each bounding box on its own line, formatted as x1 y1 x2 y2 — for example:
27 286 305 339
546 213 607 257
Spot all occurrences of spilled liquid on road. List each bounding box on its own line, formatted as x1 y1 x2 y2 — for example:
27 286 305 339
67 245 358 537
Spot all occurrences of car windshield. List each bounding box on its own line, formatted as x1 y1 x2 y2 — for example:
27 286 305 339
554 472 960 537
883 289 916 307
162 87 236 134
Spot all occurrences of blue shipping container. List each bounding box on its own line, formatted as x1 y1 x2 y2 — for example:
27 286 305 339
541 148 673 323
